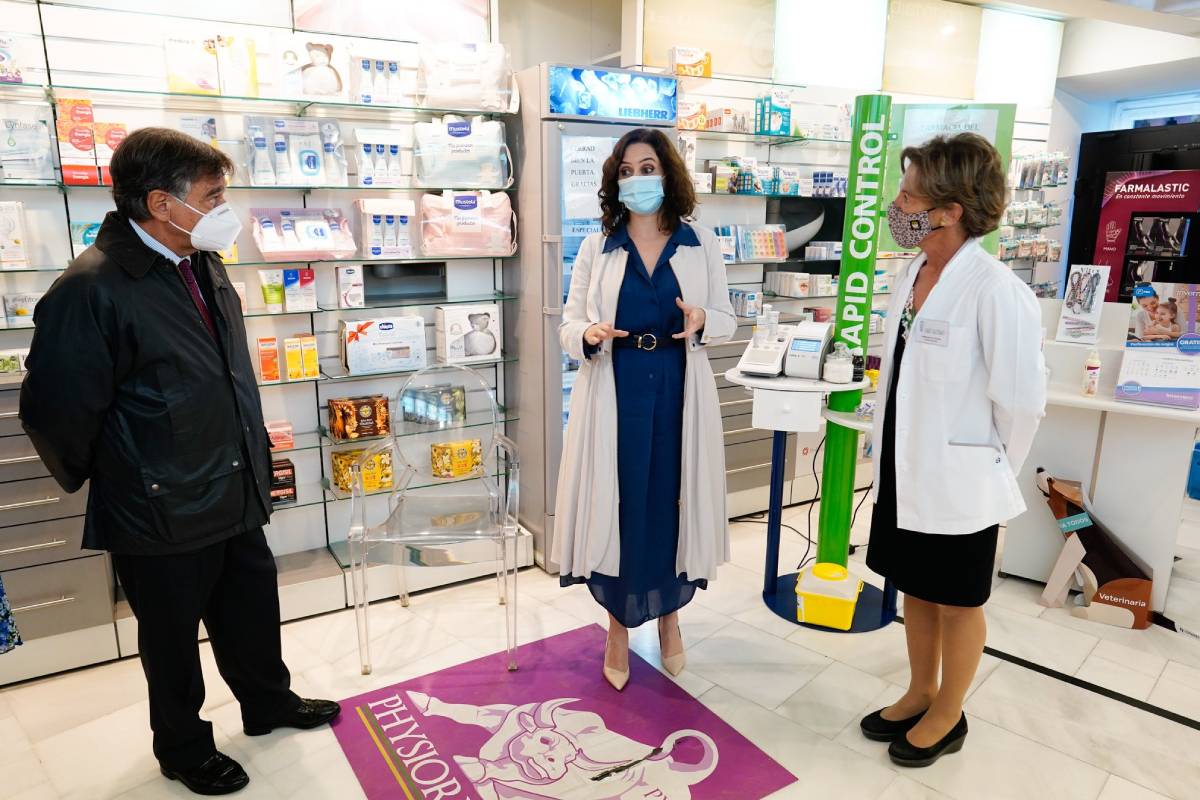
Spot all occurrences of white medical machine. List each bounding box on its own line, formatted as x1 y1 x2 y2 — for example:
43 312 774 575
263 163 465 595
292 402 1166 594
737 317 834 380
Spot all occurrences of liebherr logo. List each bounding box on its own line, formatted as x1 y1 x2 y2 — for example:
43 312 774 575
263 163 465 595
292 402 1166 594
1097 592 1146 608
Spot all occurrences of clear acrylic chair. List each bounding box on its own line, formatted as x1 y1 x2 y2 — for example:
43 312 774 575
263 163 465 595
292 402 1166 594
346 364 520 675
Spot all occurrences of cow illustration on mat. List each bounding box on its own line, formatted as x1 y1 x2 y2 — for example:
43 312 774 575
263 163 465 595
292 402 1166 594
406 690 719 799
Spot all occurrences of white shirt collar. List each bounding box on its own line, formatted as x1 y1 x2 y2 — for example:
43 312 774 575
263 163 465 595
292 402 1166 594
129 219 193 266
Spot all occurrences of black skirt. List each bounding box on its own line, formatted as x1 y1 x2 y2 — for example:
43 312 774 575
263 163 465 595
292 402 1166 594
866 322 999 608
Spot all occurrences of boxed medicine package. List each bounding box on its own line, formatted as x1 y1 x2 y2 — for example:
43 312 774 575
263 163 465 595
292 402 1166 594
339 317 427 375
331 448 394 493
435 303 501 364
328 395 391 440
430 438 482 479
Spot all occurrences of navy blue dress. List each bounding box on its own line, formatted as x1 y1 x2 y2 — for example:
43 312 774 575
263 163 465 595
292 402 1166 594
562 222 706 628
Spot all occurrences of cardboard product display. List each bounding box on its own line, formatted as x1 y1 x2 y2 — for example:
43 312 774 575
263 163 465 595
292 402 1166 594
1037 470 1153 629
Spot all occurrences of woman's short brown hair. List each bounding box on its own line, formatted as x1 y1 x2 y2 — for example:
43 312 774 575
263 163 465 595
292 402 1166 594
900 133 1007 239
599 128 696 236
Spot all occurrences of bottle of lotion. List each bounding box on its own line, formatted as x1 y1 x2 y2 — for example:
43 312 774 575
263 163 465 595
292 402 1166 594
1083 349 1101 396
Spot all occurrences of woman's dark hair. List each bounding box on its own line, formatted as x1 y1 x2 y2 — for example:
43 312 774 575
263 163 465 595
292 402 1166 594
110 127 234 221
900 133 1007 238
599 128 696 236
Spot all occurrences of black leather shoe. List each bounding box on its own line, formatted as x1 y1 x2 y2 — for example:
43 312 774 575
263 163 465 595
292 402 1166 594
888 713 969 768
244 698 342 736
860 707 927 742
160 752 249 796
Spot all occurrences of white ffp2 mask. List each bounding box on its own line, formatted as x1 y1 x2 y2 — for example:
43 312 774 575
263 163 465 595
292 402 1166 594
169 196 243 253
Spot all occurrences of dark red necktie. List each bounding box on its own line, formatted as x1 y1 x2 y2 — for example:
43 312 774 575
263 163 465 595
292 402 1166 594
177 257 218 340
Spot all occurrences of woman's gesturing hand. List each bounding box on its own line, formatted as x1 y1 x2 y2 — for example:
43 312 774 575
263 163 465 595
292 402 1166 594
584 322 629 346
673 297 706 340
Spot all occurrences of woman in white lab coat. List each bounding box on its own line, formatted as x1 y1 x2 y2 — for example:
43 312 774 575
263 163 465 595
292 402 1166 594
858 134 1047 767
554 128 736 692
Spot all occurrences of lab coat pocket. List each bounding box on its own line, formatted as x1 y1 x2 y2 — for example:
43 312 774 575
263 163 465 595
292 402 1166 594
914 326 972 383
944 442 1004 518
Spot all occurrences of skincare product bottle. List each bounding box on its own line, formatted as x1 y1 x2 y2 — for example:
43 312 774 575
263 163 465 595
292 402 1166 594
258 269 285 314
272 132 292 185
358 58 373 104
359 143 375 184
257 215 284 250
1083 349 1101 396
280 217 303 248
293 133 324 184
374 144 388 180
249 125 276 185
851 347 865 382
386 60 401 103
373 60 389 104
387 144 403 184
320 122 344 184
383 215 398 248
369 214 385 254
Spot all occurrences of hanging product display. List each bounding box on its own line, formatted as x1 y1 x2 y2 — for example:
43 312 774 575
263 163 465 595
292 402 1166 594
251 207 357 261
416 42 517 112
412 116 512 189
419 191 515 257
1055 264 1109 344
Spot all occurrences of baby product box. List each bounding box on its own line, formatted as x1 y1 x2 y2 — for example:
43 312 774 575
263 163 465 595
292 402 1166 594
55 98 99 185
0 202 29 267
336 265 364 308
357 198 415 259
676 99 707 131
435 303 501 364
668 46 712 77
340 316 426 375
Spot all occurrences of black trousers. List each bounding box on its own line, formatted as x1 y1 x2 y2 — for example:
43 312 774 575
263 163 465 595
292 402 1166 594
112 528 299 770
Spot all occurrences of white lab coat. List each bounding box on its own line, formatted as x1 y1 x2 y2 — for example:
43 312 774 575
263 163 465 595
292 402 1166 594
873 239 1047 535
553 224 737 581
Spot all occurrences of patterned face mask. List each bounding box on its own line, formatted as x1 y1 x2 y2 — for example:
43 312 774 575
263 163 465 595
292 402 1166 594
887 202 940 249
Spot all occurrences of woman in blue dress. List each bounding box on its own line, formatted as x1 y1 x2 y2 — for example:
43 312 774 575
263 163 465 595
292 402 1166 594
557 128 734 691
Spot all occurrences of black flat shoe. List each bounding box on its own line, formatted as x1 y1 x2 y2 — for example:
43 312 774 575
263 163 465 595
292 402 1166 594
888 713 969 768
244 698 342 736
860 707 927 742
160 752 249 796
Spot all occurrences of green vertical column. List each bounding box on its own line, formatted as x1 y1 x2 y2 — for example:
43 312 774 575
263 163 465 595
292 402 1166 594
816 94 891 567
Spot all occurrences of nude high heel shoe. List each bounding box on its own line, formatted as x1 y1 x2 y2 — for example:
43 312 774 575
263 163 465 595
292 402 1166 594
659 620 686 677
603 633 630 692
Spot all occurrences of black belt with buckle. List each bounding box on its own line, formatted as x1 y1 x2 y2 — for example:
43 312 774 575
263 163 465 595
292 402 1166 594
611 332 682 351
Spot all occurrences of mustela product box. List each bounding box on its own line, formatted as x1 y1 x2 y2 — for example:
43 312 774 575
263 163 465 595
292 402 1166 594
340 316 427 375
336 265 365 308
435 303 501 364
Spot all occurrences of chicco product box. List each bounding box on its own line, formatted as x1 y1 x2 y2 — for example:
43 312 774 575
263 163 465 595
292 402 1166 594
796 562 862 631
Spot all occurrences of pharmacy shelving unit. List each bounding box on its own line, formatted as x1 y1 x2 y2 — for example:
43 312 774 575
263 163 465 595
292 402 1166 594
0 0 527 684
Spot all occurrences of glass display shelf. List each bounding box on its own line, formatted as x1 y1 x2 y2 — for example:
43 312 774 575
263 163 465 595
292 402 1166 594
0 179 59 188
323 469 509 502
0 266 66 273
46 83 513 118
0 83 50 102
0 320 36 331
319 407 517 447
629 66 811 93
0 372 24 388
319 354 516 384
269 431 323 456
242 307 319 319
316 291 517 314
64 182 514 194
258 374 324 389
268 482 328 512
697 191 845 201
688 128 850 148
224 254 516 267
724 259 789 266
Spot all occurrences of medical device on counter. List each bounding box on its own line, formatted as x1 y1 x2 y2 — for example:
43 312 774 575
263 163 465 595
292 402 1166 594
737 310 834 381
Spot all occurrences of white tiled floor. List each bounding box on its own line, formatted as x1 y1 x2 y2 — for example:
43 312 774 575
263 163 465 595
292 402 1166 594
3 513 1199 799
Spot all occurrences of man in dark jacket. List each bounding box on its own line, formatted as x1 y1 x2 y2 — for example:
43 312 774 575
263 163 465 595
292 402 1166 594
20 128 339 796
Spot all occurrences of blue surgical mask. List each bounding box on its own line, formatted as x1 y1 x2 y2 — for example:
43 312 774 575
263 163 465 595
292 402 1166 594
618 175 665 215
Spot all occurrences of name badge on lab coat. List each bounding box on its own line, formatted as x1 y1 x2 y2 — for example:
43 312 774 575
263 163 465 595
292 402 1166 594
915 319 949 347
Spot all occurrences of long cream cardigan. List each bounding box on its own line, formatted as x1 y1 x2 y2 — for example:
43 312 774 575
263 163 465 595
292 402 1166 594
553 224 737 582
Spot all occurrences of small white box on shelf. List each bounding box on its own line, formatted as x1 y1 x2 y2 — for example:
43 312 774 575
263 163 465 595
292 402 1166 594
435 303 501 364
0 202 30 267
336 266 365 308
339 316 426 375
691 172 712 194
357 198 415 259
